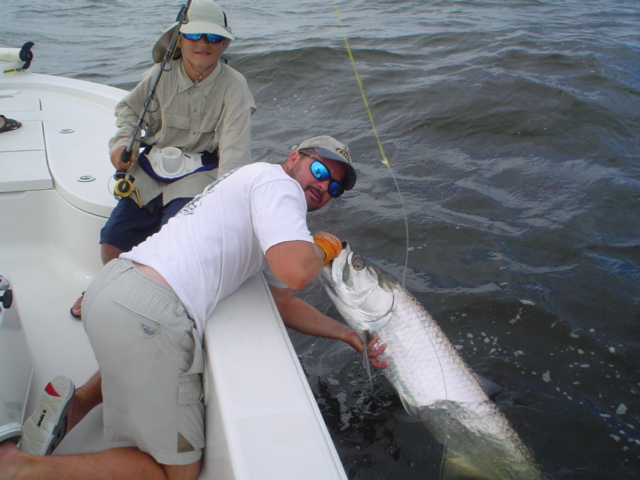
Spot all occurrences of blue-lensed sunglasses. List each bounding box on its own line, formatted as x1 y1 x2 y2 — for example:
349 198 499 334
182 33 225 43
299 151 345 198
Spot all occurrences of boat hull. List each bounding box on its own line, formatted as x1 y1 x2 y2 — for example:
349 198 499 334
0 70 346 478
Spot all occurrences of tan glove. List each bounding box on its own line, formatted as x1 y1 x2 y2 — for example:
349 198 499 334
313 232 342 267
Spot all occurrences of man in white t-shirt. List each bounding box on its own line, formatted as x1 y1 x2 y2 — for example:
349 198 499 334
4 135 388 480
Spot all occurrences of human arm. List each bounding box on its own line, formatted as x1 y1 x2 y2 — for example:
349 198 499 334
269 285 389 369
264 232 342 290
265 240 325 291
107 65 162 166
108 94 143 159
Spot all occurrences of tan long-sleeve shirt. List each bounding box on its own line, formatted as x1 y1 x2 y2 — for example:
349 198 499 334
109 59 256 205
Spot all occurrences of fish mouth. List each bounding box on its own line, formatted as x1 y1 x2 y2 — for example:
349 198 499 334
320 241 351 294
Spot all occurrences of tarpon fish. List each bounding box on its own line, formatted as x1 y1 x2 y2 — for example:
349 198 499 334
321 242 544 480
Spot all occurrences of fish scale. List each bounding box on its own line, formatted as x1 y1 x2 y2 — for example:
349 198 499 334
380 285 489 408
321 242 545 480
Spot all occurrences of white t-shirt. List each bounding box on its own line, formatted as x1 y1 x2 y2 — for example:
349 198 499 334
122 162 313 338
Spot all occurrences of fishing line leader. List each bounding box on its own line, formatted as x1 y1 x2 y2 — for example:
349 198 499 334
332 0 411 287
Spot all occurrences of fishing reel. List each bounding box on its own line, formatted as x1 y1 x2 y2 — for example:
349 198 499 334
112 146 142 207
113 169 141 207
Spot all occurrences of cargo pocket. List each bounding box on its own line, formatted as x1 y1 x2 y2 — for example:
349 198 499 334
177 327 205 453
178 372 204 403
162 113 191 145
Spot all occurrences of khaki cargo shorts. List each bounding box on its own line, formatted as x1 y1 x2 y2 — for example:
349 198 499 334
83 258 205 465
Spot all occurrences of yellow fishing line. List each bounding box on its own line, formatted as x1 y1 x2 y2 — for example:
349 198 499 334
332 0 389 168
332 0 410 286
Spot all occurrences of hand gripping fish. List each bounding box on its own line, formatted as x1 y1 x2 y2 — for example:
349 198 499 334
321 242 545 480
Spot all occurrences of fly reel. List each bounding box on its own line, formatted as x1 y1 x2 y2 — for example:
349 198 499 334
113 170 141 207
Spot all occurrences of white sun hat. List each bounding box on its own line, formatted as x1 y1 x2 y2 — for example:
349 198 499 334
152 0 234 63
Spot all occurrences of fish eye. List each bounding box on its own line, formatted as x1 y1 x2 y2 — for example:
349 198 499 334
352 256 365 271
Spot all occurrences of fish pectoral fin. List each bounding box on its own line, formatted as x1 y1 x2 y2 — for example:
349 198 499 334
361 330 374 388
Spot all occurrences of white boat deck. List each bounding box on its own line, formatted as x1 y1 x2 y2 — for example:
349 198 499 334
0 70 347 479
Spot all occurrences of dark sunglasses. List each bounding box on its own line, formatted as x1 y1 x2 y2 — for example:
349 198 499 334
299 151 345 198
182 33 225 43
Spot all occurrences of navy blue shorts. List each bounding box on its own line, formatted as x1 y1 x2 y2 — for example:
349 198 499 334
100 195 191 252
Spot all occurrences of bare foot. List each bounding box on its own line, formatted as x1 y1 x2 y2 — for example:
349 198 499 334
70 293 84 319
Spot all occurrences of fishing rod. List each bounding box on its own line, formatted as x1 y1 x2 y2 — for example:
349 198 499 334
113 0 193 206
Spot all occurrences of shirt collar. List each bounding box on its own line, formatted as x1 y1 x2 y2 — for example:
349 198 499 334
177 60 223 92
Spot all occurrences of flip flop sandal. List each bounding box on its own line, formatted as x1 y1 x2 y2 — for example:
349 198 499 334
70 291 85 319
19 376 76 456
0 115 22 133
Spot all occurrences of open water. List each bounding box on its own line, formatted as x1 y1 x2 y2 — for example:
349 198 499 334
4 1 640 479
